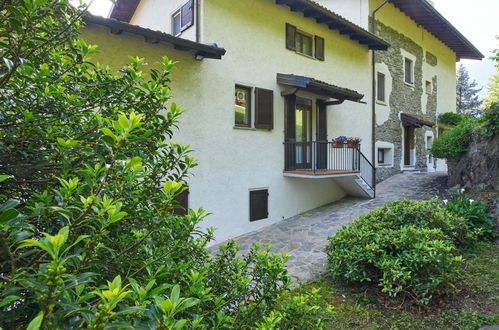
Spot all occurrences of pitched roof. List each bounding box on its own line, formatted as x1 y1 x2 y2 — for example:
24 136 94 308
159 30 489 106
277 73 365 103
276 0 390 51
387 0 483 60
83 15 226 60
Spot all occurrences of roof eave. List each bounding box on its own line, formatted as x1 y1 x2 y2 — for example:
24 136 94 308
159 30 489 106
275 0 390 51
83 15 226 60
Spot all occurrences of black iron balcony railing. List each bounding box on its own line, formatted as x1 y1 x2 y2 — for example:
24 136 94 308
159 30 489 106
284 141 375 191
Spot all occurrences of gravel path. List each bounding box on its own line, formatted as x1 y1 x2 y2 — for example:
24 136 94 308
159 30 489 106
212 172 448 284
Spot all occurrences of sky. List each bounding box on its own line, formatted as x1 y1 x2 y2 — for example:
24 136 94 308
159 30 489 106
85 0 498 98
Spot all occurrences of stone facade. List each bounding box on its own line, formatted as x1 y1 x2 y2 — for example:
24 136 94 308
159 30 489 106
374 21 439 183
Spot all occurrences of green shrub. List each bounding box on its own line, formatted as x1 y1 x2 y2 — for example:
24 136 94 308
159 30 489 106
326 200 475 304
0 1 321 328
481 101 499 137
431 120 477 159
438 112 467 126
443 190 496 241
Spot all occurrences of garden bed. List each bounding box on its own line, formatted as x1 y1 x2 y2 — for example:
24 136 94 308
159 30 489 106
292 242 499 329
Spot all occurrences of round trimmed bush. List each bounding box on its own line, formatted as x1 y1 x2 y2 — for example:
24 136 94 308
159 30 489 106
326 200 475 304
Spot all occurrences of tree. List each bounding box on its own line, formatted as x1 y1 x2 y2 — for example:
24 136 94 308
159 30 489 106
0 1 321 328
482 36 499 109
456 64 482 117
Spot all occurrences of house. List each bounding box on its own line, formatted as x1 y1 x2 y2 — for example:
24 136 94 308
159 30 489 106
80 0 482 243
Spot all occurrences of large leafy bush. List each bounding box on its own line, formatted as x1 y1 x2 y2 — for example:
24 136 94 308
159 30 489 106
0 1 321 328
430 119 477 159
438 112 467 126
326 200 479 304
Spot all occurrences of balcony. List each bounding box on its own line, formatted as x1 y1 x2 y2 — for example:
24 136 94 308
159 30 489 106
283 141 375 197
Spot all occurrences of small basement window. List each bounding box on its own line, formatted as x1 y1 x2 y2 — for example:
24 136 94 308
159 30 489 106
249 189 269 222
235 85 251 127
404 58 413 85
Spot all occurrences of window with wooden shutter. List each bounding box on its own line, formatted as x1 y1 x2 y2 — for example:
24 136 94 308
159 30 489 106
254 88 274 130
249 189 268 222
173 187 189 216
180 0 194 31
286 23 296 50
315 36 325 60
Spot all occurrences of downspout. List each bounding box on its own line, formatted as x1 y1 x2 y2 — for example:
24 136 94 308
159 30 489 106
196 0 201 42
371 0 388 194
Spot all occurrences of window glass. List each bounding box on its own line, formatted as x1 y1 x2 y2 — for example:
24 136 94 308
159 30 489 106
296 31 313 56
377 73 385 102
404 58 413 84
378 149 385 164
426 80 432 94
172 11 181 36
235 86 251 126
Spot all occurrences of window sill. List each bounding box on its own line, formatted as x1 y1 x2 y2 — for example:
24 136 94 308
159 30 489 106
294 50 317 61
376 163 393 168
404 81 415 88
376 100 387 106
233 126 256 131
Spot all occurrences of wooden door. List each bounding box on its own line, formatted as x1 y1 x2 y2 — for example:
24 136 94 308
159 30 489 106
404 126 415 166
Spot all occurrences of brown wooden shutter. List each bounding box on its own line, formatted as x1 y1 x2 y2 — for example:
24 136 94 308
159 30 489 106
254 88 274 130
181 0 194 31
286 23 296 50
249 189 268 222
173 187 189 216
315 36 325 60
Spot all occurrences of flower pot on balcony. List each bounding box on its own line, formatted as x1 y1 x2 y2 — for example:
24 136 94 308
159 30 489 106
347 142 359 148
331 141 344 148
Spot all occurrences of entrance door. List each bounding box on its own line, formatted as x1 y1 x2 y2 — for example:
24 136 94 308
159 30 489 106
295 97 312 169
404 126 415 166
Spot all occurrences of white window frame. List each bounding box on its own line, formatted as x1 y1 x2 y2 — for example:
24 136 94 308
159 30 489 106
171 9 182 37
234 82 256 130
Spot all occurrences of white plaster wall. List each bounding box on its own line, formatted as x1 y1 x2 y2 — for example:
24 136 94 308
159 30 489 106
421 49 437 114
85 0 375 244
314 0 369 29
375 62 392 125
130 0 197 41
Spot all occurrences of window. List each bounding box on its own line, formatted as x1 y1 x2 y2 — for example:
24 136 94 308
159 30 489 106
377 148 385 164
376 147 393 166
404 58 413 84
235 85 251 127
172 10 181 36
285 23 324 61
171 0 194 36
425 80 432 94
296 31 313 56
377 72 386 102
249 189 268 222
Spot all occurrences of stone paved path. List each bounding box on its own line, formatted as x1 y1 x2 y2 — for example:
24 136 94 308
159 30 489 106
213 172 448 284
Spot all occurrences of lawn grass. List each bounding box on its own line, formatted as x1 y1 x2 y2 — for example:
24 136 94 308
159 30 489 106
292 242 499 330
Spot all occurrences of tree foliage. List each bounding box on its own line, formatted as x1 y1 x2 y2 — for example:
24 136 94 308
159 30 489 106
0 1 321 328
482 36 499 109
456 64 482 117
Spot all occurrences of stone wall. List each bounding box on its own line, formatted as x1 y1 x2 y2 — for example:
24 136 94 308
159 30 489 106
374 21 439 183
447 134 499 191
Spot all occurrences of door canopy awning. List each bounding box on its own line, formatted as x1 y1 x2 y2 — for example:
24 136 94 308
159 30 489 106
401 112 435 128
277 73 365 103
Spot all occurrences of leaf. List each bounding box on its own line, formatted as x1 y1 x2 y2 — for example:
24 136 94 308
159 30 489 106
0 175 13 183
27 311 44 330
3 57 14 71
0 199 19 212
0 295 20 307
170 285 180 303
0 208 19 224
